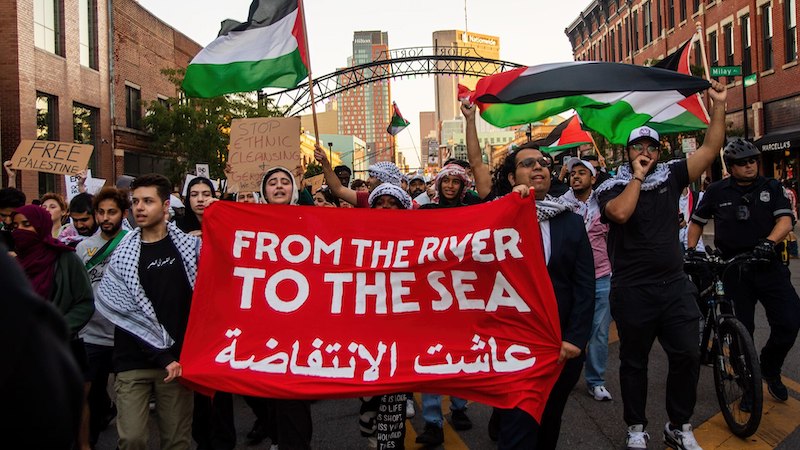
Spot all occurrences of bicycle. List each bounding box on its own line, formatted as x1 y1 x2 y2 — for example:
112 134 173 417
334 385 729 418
684 250 764 438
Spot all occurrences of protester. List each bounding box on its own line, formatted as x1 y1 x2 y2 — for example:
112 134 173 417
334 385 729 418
464 102 595 450
75 188 130 447
408 174 427 198
334 164 352 187
41 192 70 239
316 145 403 207
0 244 83 449
596 81 726 450
687 138 800 404
60 193 99 247
11 204 94 450
0 187 25 251
679 187 705 252
414 161 475 445
236 191 259 203
582 154 612 188
4 160 17 188
176 176 217 237
351 179 369 193
96 174 199 450
313 186 339 207
560 158 613 402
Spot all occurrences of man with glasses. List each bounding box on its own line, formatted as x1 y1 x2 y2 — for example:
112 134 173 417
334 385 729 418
687 138 800 404
596 80 727 450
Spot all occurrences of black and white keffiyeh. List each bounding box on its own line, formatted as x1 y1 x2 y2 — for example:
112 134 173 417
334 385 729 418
368 161 403 186
595 159 683 195
560 189 600 227
536 195 569 222
95 221 201 349
368 182 412 210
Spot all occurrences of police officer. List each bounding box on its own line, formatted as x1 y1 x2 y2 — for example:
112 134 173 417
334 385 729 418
687 138 800 402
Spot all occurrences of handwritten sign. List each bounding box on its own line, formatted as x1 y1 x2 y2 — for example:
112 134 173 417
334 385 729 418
227 117 301 193
64 170 107 201
196 164 210 178
376 393 407 449
305 174 325 194
10 140 94 176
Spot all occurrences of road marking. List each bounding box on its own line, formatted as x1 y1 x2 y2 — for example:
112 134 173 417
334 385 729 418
695 384 800 448
410 393 469 449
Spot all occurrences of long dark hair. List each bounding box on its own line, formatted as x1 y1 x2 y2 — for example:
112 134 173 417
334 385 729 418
177 177 216 232
491 141 545 197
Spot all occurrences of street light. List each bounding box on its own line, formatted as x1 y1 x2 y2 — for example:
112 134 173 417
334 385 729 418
328 141 334 163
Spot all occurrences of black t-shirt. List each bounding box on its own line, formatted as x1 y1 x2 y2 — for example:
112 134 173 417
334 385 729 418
113 236 193 372
597 160 689 287
691 176 794 258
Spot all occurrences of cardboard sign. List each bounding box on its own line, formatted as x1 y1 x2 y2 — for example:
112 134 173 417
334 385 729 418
227 117 301 193
305 174 325 194
196 164 210 178
64 170 107 201
11 140 94 176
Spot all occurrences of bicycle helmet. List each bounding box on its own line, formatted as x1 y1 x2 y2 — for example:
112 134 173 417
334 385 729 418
723 138 760 165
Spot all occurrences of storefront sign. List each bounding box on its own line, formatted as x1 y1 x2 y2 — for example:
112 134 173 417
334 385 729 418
760 141 792 152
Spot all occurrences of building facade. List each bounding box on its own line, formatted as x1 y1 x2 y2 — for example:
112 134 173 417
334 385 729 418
336 31 393 165
566 0 800 179
0 0 200 200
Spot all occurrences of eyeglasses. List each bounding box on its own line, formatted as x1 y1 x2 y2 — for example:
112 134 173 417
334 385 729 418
629 143 660 153
516 156 552 169
732 157 758 167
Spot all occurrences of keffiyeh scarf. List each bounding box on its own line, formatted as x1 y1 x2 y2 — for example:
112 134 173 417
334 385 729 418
95 221 201 349
368 182 412 210
560 189 600 228
368 161 403 186
536 195 569 223
595 159 683 195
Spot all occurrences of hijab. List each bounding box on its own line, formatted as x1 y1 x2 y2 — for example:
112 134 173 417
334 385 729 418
261 167 299 205
12 204 74 299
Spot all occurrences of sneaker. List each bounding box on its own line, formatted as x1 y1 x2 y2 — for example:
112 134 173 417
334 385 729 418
415 423 444 446
765 376 789 402
625 425 649 449
405 398 416 418
450 409 472 431
589 385 613 401
663 423 702 450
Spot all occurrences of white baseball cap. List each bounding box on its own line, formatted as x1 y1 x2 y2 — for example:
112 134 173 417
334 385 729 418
566 158 597 177
627 126 660 146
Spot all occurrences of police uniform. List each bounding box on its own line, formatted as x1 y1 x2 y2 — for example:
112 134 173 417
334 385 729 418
691 176 800 380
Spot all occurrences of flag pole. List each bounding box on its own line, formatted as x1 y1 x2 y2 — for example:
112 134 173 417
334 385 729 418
695 21 728 175
298 0 320 146
404 127 423 170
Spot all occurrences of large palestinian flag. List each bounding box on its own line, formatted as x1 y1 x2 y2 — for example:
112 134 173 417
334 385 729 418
648 39 710 134
542 115 593 152
459 62 711 145
182 0 309 98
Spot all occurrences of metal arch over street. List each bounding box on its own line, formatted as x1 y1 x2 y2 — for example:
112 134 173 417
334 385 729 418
264 46 524 117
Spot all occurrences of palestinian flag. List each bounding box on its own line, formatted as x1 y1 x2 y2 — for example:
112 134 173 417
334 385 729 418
648 39 710 134
542 115 593 152
459 61 710 145
182 0 309 98
387 102 410 136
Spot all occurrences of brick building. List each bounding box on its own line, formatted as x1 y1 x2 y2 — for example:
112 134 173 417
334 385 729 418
0 0 200 200
566 0 799 179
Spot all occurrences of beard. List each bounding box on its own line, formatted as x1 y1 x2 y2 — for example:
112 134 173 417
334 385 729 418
101 220 123 236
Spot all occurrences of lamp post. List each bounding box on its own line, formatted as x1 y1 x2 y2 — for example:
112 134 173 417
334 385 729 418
328 142 334 163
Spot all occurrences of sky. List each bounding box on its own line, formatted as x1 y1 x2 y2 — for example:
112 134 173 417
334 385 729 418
137 0 591 168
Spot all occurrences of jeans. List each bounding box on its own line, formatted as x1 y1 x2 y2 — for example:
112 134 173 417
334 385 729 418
422 393 467 428
585 274 612 388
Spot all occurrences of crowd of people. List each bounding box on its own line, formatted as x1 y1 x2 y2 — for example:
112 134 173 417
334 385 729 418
1 79 799 450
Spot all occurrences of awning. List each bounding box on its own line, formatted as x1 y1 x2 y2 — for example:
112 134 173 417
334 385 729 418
754 129 800 153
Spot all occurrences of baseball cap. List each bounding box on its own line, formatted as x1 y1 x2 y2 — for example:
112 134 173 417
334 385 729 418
627 126 660 146
566 158 597 177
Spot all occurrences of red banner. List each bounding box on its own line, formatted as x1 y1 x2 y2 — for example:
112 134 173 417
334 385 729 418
181 194 562 421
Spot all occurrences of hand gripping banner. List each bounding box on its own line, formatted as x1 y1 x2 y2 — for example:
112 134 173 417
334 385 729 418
180 193 562 421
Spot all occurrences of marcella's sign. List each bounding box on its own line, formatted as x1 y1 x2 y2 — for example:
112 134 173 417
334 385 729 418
761 141 792 152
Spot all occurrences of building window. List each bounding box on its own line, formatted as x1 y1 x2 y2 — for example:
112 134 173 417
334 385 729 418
610 29 616 62
693 40 702 70
656 0 663 35
36 93 58 195
762 4 773 70
125 85 142 129
625 19 631 57
786 0 797 63
79 0 98 69
33 0 61 55
741 14 752 75
693 0 700 13
73 103 98 172
633 11 640 50
669 0 675 28
709 31 719 73
723 23 734 82
643 2 653 44
680 0 687 22
618 24 624 60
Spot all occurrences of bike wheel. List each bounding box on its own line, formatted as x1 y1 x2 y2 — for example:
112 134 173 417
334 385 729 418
712 318 763 438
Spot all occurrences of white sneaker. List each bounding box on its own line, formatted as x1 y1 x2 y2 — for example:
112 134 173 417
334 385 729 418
663 423 702 450
589 385 613 401
625 425 649 449
405 398 416 418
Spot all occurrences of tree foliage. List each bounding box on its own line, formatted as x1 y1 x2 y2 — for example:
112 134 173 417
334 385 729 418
142 68 284 186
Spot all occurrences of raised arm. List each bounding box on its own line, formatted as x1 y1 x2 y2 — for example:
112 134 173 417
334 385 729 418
314 145 357 206
687 80 728 182
461 103 492 199
4 161 17 189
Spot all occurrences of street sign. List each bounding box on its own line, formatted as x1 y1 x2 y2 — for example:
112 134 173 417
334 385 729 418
744 73 757 87
682 137 697 154
710 65 742 77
